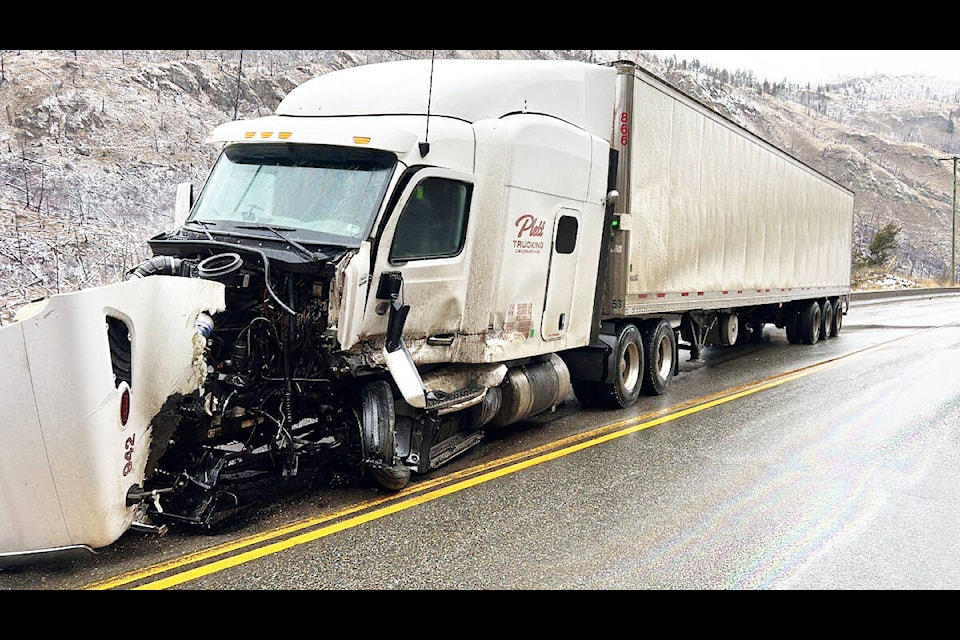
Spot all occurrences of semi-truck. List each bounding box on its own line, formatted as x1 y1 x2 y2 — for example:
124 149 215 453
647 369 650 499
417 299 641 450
0 58 854 564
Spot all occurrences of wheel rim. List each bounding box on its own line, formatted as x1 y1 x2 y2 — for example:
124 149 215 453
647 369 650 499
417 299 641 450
621 341 641 391
723 313 738 345
656 334 673 380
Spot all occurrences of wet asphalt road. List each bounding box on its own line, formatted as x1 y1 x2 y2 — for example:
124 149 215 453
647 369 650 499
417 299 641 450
4 291 960 589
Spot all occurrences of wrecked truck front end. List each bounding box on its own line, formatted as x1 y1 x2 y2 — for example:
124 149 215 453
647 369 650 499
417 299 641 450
123 140 405 530
1 133 407 565
0 276 224 565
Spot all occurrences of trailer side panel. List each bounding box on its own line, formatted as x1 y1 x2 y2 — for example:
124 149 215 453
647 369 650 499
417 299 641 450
604 63 854 317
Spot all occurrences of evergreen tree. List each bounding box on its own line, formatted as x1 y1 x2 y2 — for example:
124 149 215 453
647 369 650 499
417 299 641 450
868 222 901 266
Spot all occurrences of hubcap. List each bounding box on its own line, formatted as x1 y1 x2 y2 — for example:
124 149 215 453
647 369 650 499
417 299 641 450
621 341 641 390
657 335 673 379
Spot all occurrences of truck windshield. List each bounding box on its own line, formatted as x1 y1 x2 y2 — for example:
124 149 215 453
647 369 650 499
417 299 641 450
189 143 396 246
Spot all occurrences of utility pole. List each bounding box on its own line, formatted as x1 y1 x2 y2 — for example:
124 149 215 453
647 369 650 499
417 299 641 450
940 156 958 286
233 50 244 121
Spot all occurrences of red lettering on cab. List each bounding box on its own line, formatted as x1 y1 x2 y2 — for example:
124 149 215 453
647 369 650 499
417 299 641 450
515 213 545 238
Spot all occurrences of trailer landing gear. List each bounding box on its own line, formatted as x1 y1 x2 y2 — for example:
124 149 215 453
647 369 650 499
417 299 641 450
680 311 712 362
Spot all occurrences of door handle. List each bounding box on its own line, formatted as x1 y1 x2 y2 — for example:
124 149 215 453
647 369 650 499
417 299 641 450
427 333 455 346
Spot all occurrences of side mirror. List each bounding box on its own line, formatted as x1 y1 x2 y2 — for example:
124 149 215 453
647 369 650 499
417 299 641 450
376 271 403 300
174 182 194 229
377 271 408 352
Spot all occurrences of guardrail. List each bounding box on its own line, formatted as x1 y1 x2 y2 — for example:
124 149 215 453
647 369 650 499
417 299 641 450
849 286 960 304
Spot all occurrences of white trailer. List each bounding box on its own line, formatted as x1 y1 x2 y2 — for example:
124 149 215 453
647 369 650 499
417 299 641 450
0 58 853 563
564 61 854 406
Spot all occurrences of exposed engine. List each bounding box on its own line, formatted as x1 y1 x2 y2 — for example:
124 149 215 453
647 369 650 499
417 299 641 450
128 246 372 530
127 243 572 532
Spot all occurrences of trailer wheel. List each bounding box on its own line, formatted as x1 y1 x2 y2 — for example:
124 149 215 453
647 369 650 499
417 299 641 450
785 306 801 344
821 299 835 339
718 312 739 346
641 319 676 396
831 297 843 336
360 380 410 491
798 300 822 345
598 323 644 408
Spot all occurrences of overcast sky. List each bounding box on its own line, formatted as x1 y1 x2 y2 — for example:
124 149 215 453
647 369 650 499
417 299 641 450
647 50 960 86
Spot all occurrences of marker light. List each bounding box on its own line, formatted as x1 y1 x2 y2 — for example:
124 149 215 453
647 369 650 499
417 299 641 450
119 387 130 426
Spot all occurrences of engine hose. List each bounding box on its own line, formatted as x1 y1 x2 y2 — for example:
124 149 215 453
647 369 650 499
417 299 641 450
261 252 296 316
126 255 184 280
282 274 295 425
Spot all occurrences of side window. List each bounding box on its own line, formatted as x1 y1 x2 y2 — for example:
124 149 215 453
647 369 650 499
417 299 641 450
390 177 472 263
555 215 578 254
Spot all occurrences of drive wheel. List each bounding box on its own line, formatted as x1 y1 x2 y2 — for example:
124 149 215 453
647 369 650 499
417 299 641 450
571 378 601 407
641 319 676 396
598 323 644 409
360 380 410 491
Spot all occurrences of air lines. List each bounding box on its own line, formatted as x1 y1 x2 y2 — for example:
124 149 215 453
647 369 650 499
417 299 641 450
513 213 545 254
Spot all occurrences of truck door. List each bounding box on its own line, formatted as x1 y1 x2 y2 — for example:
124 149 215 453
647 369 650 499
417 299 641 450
541 208 581 341
365 169 474 361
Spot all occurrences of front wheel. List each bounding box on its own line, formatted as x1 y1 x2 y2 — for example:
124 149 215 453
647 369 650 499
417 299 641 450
598 323 644 409
360 380 410 491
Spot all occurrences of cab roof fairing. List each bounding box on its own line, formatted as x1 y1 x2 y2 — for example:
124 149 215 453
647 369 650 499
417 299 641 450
274 59 618 143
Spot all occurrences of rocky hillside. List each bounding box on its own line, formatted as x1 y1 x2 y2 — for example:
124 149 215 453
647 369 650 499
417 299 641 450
2 49 958 323
657 62 960 285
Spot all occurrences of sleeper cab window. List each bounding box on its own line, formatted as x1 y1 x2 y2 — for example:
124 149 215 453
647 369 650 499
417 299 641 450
556 214 578 254
389 178 472 263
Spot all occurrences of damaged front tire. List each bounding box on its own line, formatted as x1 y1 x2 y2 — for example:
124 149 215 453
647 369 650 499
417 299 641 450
360 380 411 491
